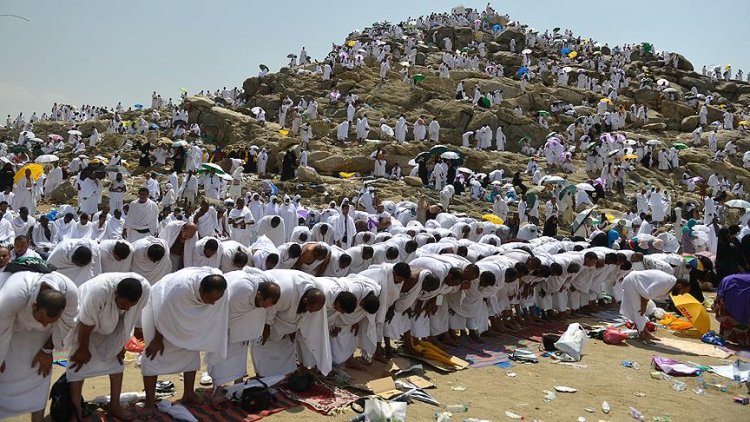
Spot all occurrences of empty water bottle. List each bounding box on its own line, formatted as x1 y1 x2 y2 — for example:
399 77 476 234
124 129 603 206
629 406 645 421
733 359 742 385
671 380 687 391
446 404 468 413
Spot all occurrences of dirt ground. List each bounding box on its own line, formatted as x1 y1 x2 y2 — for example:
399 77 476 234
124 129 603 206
7 299 749 422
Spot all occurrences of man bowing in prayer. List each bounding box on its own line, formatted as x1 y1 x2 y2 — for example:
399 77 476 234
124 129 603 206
66 274 150 421
619 270 689 343
0 270 78 421
252 269 329 378
140 267 229 417
47 238 101 286
206 268 280 409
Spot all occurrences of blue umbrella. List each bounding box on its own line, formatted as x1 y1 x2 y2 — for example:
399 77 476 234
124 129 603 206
149 123 159 130
560 47 571 55
492 24 502 32
133 103 144 110
517 66 529 77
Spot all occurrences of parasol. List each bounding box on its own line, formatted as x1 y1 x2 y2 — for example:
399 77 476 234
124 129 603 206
571 207 596 234
670 293 710 335
576 183 595 191
429 145 449 156
67 130 82 136
199 163 226 174
440 151 460 160
482 214 504 225
14 163 44 183
172 140 188 148
34 154 59 163
558 184 577 199
646 139 662 146
672 143 688 150
725 199 750 209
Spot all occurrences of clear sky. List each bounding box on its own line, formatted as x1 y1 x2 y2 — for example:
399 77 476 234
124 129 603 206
1 0 748 120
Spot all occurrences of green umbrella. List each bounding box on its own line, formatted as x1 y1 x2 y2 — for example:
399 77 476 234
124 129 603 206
518 137 530 144
673 143 688 150
429 145 448 156
198 162 226 175
10 145 28 154
559 184 577 200
412 74 426 83
538 110 551 117
642 42 654 53
478 96 492 108
525 192 537 209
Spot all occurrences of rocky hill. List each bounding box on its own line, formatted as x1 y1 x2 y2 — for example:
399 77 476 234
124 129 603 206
2 7 750 227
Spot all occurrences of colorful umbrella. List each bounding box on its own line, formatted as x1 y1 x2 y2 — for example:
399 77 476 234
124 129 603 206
133 104 144 110
560 47 571 55
279 129 290 136
199 162 225 174
571 207 596 234
14 163 44 183
599 98 613 105
567 51 578 59
34 154 59 163
346 40 356 47
429 145 449 156
559 184 577 199
48 134 63 141
412 74 426 83
673 143 688 150
492 24 503 32
537 110 551 117
516 66 529 77
670 293 710 335
482 214 503 225
623 154 639 159
682 255 705 271
478 96 491 108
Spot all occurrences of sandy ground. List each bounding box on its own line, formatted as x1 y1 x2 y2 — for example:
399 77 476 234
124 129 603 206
6 300 749 422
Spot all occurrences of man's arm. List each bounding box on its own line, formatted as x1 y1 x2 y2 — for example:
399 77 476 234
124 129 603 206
69 322 94 372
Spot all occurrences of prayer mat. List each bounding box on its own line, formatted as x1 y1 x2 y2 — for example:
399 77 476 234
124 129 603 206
720 346 750 360
96 391 295 422
651 337 733 359
442 336 516 368
277 379 360 415
508 322 568 343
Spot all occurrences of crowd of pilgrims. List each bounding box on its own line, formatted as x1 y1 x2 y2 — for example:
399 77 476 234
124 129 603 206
2 3 750 420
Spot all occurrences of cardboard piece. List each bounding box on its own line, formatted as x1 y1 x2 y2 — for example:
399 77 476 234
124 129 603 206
348 357 414 395
366 377 402 399
406 375 435 389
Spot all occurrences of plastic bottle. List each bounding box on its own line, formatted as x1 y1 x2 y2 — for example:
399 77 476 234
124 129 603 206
629 406 645 421
602 401 610 414
733 359 742 386
446 405 468 413
671 380 687 391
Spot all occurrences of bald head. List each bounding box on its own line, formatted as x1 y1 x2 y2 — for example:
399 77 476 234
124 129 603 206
181 223 198 240
301 288 326 313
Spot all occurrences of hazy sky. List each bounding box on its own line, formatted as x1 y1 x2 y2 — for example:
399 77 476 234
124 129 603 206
1 0 748 120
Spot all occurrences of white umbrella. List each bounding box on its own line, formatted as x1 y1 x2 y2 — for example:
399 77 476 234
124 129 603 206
34 154 59 163
656 78 670 87
608 149 620 157
562 66 572 73
250 107 264 116
441 151 460 160
399 61 411 67
491 180 503 185
67 130 82 136
522 48 532 55
539 175 566 185
624 139 637 145
457 167 473 174
172 140 188 147
21 131 35 139
408 159 418 167
576 183 595 191
726 199 750 209
646 139 662 146
30 137 45 143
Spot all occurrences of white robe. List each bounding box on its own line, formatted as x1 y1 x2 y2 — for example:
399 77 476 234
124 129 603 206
158 220 198 272
0 272 78 419
619 270 676 332
65 273 150 382
206 268 274 385
219 240 250 273
251 269 331 377
141 267 229 376
131 236 171 284
98 239 134 273
257 215 286 247
185 236 223 268
44 167 64 196
124 199 159 241
47 238 102 286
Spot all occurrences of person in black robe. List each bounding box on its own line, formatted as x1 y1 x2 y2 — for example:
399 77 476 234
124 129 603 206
280 149 297 181
418 160 428 185
0 163 14 192
172 146 186 173
542 215 559 237
446 162 456 185
138 142 152 168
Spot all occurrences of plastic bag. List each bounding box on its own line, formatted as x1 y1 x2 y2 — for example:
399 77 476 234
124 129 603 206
602 327 629 345
554 323 588 361
364 398 407 422
700 330 726 347
125 336 145 353
651 356 699 376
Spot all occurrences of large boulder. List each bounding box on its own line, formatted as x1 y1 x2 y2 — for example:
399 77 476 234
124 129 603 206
453 27 475 49
50 180 77 205
404 176 423 187
494 28 525 50
297 166 323 183
673 54 694 72
681 115 699 132
679 75 713 93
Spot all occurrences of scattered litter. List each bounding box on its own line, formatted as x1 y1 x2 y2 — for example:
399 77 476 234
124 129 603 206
506 372 517 378
557 362 588 369
585 407 596 413
734 395 749 405
543 390 557 402
554 385 577 393
634 392 646 397
629 406 644 421
651 356 699 376
653 417 671 422
602 401 610 414
671 380 687 391
578 417 587 422
450 386 466 391
622 361 640 370
464 419 491 422
505 410 523 419
435 411 451 422
511 349 539 363
445 404 468 413
692 386 705 396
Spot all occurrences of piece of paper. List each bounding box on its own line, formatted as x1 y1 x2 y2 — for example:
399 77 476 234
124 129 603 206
651 337 733 359
710 362 750 382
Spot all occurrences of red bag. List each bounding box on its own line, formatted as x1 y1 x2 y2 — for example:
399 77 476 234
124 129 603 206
603 327 629 345
125 336 144 353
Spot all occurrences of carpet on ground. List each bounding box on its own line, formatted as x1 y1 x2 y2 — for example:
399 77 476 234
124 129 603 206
277 379 360 415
